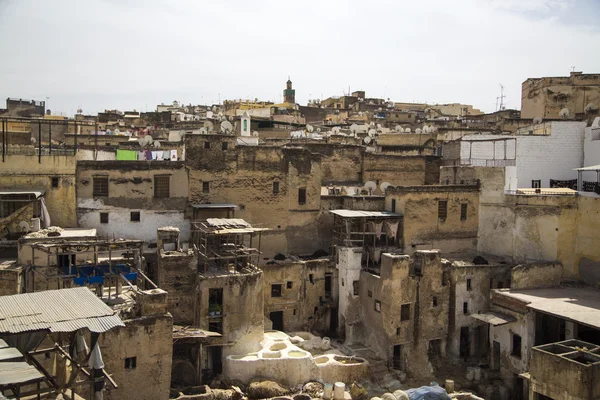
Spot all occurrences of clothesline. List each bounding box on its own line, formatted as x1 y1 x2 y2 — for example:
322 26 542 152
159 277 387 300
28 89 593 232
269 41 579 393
116 149 184 161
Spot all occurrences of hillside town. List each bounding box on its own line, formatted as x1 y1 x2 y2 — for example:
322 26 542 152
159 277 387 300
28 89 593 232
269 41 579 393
0 70 600 400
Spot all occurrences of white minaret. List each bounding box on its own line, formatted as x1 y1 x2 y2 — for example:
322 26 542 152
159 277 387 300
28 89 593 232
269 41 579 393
240 111 251 137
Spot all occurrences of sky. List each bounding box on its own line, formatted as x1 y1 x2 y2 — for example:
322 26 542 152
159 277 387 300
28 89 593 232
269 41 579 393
0 0 599 116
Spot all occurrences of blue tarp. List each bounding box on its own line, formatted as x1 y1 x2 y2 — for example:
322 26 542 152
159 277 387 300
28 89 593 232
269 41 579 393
406 385 450 400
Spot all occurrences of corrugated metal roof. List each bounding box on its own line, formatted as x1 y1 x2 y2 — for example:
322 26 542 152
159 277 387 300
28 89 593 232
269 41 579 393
0 287 124 334
0 361 45 385
330 210 403 218
206 218 250 227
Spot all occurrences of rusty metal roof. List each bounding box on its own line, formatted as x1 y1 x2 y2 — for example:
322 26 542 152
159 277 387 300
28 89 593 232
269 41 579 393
0 287 124 334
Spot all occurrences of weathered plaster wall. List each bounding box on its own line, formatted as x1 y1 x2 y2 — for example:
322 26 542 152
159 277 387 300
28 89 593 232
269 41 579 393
299 144 364 183
511 262 563 290
0 154 77 227
386 185 479 255
489 291 535 378
262 259 337 334
77 161 189 242
197 270 264 356
363 154 440 186
337 247 363 343
100 314 173 400
186 135 324 257
575 196 600 283
157 250 198 325
448 264 512 360
521 73 600 119
357 251 450 377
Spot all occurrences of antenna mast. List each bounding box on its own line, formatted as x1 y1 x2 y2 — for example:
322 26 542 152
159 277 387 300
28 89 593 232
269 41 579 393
496 84 506 111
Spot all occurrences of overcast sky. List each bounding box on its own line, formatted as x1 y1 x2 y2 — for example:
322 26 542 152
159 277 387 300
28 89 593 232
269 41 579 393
0 0 598 116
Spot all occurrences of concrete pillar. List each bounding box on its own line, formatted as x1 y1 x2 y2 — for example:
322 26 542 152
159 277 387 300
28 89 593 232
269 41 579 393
565 321 577 339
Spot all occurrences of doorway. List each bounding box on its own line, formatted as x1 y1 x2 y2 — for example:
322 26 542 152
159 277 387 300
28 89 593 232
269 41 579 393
329 308 338 337
209 346 222 376
324 273 332 299
270 311 284 331
492 340 501 370
460 326 470 361
392 345 403 370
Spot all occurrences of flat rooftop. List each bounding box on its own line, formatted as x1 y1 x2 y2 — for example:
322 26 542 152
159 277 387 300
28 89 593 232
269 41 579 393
23 227 97 240
497 286 600 329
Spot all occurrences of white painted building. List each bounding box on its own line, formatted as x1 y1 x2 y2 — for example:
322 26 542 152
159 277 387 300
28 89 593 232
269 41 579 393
459 121 586 188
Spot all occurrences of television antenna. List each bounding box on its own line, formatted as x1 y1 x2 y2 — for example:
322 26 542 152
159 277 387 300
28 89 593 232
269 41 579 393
496 84 506 111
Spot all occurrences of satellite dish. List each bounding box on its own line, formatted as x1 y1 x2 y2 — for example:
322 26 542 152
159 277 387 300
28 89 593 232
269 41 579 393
252 131 259 137
380 182 391 192
137 138 145 146
350 124 359 134
364 136 372 144
31 137 36 144
368 129 377 137
316 127 322 133
154 141 161 148
415 128 422 134
306 124 314 133
18 221 30 233
559 108 570 119
364 181 377 194
405 128 411 133
376 124 382 129
221 120 233 133
143 135 153 145
204 120 214 132
395 125 403 133
585 103 598 113
199 127 208 135
332 126 341 134
114 128 121 135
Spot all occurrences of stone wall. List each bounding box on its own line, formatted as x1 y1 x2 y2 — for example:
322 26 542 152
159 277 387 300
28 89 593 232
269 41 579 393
100 314 173 400
262 259 338 334
510 262 563 290
448 263 512 360
0 154 77 227
357 251 450 377
186 135 324 257
156 250 198 325
197 270 264 357
386 185 480 255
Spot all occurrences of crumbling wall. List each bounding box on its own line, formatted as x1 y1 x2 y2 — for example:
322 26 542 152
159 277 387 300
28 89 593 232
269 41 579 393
357 251 450 378
186 136 324 257
157 250 198 325
448 263 512 360
386 185 479 255
262 259 337 334
100 314 173 400
197 270 264 356
0 263 22 295
300 143 364 183
363 154 437 186
0 154 77 227
511 262 562 290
